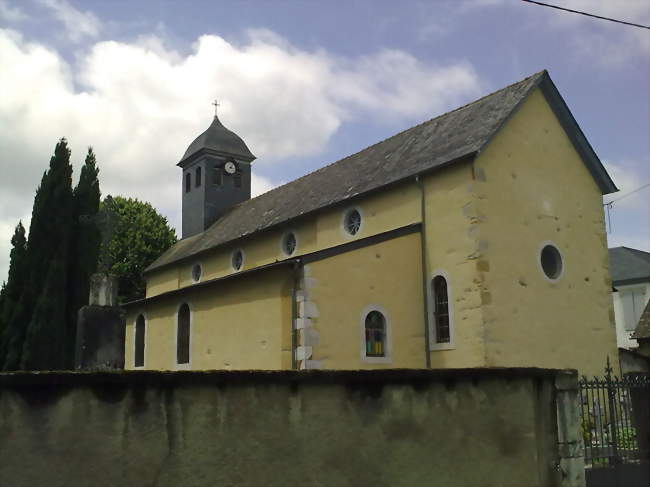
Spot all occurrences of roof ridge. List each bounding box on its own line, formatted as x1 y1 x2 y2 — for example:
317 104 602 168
211 70 547 222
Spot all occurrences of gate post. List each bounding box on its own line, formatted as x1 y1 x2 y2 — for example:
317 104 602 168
556 371 586 487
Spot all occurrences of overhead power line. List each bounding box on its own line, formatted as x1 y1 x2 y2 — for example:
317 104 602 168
603 182 650 234
520 0 650 30
605 182 650 206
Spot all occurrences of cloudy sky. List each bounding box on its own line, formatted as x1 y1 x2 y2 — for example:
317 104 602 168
1 0 649 282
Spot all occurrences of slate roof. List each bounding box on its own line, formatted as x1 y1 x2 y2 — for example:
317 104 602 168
179 114 255 165
632 300 650 340
609 247 650 285
147 70 617 273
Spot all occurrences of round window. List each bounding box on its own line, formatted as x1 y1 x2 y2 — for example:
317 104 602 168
540 244 563 280
344 208 362 236
282 232 297 256
191 263 202 283
231 249 244 271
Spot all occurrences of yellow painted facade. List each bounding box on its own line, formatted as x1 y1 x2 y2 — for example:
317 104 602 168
471 89 618 376
126 86 617 376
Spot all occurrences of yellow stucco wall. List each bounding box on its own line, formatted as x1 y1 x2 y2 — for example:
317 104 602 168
126 267 293 370
472 88 617 376
145 183 421 299
132 86 616 375
420 164 487 369
305 232 426 369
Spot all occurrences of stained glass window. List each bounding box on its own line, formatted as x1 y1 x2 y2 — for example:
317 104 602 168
433 276 450 343
365 310 386 357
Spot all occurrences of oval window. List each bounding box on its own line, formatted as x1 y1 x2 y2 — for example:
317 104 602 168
191 263 202 283
344 208 362 236
232 249 244 271
282 232 297 256
540 244 563 280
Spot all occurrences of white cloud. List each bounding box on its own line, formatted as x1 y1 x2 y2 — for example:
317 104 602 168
0 28 481 281
37 0 101 42
0 0 26 22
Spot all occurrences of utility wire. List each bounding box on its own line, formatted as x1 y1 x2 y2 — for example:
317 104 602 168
605 182 650 206
520 0 650 30
603 182 650 234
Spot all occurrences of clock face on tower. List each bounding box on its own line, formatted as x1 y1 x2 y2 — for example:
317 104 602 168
224 161 237 174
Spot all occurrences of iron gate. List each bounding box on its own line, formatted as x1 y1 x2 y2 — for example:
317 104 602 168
578 360 649 487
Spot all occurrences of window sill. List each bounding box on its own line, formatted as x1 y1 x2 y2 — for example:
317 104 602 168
429 343 455 351
361 356 392 364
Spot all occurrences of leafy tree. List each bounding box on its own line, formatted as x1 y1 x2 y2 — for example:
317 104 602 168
0 222 28 367
3 138 73 370
66 148 101 367
101 196 177 303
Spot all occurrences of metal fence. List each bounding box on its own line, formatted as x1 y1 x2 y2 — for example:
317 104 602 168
578 360 650 468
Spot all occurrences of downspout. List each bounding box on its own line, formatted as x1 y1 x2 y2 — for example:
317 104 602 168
416 175 432 368
291 259 300 370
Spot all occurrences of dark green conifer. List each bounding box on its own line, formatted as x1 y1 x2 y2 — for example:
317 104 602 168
21 252 67 370
0 222 28 367
66 148 101 367
3 138 73 370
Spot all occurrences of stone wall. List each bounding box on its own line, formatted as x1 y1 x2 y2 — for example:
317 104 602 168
0 368 583 487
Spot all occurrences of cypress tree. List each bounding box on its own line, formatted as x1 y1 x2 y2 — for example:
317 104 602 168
0 222 28 367
21 251 68 370
3 138 74 370
66 148 101 367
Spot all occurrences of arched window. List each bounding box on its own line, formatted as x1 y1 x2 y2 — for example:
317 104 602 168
365 310 386 357
134 314 145 368
432 276 450 343
195 166 202 187
177 303 190 366
185 173 191 193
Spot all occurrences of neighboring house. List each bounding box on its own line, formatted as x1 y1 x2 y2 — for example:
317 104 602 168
609 247 650 350
632 300 650 358
123 70 619 377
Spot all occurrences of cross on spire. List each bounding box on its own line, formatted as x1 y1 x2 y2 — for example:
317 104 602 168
212 99 220 117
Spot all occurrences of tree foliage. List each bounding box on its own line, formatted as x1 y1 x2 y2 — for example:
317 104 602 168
0 222 28 367
101 196 177 303
66 148 101 367
18 139 74 370
0 140 174 370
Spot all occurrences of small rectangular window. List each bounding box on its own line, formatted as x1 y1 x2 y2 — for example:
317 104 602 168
185 173 191 193
195 166 202 187
135 315 145 367
177 304 190 365
213 167 222 186
234 171 242 188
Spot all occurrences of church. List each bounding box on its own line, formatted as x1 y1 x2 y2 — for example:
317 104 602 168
123 70 618 376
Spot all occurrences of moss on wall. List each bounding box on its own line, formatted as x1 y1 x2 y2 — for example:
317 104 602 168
0 368 566 487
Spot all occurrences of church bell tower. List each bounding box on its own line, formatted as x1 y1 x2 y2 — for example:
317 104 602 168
178 104 256 238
